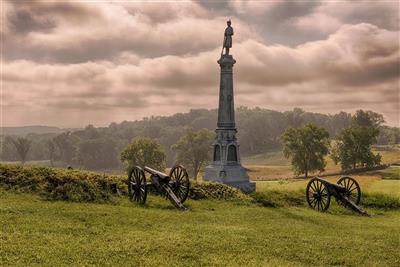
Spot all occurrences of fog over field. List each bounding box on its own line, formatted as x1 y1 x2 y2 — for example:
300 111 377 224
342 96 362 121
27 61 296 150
2 0 399 127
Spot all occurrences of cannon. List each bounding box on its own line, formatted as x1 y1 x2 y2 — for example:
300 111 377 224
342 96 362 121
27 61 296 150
306 176 369 216
127 165 190 210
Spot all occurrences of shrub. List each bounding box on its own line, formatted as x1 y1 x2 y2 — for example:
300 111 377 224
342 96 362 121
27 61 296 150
189 181 249 201
0 164 127 202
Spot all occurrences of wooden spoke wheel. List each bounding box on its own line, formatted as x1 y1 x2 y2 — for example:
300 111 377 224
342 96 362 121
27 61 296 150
337 176 361 205
169 165 190 203
128 166 147 204
306 178 331 212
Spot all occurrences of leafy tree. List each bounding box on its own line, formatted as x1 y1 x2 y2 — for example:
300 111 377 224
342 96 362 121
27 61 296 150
172 128 214 179
0 136 18 161
352 110 384 128
11 137 32 164
120 138 166 171
331 110 383 170
47 140 57 166
76 138 119 170
331 127 381 170
53 132 77 165
281 124 330 178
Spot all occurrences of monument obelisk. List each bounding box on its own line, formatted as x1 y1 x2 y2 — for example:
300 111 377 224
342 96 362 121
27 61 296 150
203 20 255 192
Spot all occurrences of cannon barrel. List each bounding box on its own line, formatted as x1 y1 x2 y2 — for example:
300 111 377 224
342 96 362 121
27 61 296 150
315 177 347 193
143 166 169 180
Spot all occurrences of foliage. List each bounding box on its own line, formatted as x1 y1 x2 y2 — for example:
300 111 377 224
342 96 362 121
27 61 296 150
189 180 249 200
1 108 397 172
281 124 330 177
76 138 119 170
46 140 57 166
352 110 384 128
0 164 125 202
11 137 32 164
332 110 382 170
52 132 77 165
172 128 214 179
120 138 166 171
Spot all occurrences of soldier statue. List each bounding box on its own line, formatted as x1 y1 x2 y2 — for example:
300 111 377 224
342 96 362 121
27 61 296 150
222 20 234 55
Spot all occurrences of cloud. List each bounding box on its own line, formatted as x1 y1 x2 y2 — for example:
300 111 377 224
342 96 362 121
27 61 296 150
2 1 399 127
4 1 255 63
294 0 399 34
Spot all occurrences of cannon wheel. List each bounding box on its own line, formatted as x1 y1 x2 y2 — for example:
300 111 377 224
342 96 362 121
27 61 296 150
169 165 190 203
337 176 361 205
306 178 331 212
128 166 147 204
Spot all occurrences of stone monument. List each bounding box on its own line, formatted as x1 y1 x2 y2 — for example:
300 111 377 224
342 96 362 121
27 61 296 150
203 20 255 193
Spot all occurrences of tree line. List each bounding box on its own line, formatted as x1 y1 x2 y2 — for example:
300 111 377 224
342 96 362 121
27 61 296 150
282 110 386 177
1 108 398 178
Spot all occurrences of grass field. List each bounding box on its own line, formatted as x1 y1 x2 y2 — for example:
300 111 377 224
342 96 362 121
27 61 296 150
1 188 399 267
243 146 400 180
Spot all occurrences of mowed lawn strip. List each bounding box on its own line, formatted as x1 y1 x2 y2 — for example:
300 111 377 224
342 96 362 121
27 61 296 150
1 190 399 266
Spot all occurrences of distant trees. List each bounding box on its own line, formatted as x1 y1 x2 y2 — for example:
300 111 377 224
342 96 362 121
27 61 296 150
281 124 330 178
120 138 166 171
11 137 32 164
46 140 57 166
0 108 395 173
76 138 119 170
172 128 214 179
331 110 382 170
53 132 77 165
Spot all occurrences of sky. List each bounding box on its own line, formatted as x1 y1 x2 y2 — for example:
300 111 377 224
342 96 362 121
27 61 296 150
2 0 399 127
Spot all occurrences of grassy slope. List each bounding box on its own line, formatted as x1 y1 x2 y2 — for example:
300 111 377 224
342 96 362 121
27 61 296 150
242 147 400 180
1 190 399 267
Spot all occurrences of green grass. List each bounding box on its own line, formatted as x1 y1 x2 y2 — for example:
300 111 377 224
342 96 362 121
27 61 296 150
1 159 400 266
1 189 399 266
242 147 400 180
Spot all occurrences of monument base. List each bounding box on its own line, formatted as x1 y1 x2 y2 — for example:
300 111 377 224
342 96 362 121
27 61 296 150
203 163 256 193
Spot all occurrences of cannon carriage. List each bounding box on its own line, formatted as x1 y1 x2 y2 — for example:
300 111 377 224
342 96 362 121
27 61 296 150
306 176 368 216
127 165 190 210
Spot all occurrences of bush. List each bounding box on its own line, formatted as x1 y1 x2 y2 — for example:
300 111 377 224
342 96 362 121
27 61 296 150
189 181 249 201
0 164 127 202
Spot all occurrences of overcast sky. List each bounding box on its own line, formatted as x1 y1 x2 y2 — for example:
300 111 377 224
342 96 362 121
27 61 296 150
2 0 399 127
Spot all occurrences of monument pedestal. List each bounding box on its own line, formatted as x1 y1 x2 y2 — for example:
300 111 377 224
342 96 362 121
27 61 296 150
204 163 255 193
203 53 255 193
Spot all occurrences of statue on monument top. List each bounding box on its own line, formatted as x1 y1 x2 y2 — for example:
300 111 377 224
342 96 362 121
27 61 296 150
222 19 234 55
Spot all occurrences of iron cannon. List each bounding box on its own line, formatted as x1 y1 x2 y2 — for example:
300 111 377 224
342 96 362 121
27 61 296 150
127 165 190 210
306 176 369 216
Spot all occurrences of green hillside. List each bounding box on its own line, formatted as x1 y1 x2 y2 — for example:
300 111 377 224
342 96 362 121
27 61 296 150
0 164 399 266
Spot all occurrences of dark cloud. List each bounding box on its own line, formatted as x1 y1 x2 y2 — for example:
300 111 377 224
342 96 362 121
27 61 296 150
2 1 399 127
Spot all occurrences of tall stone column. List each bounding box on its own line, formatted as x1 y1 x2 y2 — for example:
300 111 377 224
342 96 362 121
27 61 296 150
203 54 255 193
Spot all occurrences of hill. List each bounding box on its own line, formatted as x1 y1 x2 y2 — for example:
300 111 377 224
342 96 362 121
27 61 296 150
2 108 399 168
0 126 79 136
0 164 399 266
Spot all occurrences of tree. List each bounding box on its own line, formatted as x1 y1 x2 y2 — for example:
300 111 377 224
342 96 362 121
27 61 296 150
47 140 57 166
120 138 166 171
281 124 330 178
172 128 214 179
352 110 384 128
53 132 77 165
76 138 119 170
11 137 32 164
331 127 381 170
331 110 383 170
